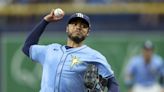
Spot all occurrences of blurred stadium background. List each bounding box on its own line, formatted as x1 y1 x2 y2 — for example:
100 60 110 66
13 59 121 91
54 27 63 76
0 0 164 92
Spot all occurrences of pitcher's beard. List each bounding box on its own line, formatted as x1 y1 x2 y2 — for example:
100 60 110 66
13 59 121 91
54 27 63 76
68 34 86 44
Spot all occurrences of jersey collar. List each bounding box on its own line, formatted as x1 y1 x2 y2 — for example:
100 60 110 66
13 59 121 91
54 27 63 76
62 45 87 53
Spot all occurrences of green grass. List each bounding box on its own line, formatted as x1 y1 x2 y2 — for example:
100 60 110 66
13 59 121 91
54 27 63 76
2 32 164 92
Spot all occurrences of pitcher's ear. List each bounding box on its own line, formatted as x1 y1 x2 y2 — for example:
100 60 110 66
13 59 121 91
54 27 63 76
66 26 69 33
87 33 89 37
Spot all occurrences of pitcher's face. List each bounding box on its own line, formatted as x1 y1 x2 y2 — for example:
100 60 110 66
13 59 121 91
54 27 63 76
67 19 89 43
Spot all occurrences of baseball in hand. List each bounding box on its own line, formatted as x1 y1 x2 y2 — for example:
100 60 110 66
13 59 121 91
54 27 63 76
54 8 64 17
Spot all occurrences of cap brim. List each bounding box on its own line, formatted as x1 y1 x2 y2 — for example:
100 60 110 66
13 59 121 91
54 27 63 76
68 17 90 27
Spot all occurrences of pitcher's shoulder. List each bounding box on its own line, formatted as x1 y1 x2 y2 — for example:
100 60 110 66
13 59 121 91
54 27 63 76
46 43 63 49
85 46 106 59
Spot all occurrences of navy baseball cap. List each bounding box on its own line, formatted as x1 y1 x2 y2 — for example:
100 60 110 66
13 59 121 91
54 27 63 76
67 13 91 28
143 40 154 50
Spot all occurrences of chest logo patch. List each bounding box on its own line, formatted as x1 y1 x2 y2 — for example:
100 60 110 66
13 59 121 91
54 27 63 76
71 56 81 68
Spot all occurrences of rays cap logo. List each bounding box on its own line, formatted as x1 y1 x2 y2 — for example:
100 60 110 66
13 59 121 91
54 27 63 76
67 13 91 28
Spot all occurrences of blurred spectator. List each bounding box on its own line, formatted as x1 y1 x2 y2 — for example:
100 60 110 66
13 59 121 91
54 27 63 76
0 0 12 6
120 0 163 2
139 14 159 27
86 0 110 4
12 0 36 4
124 40 164 92
11 0 74 4
9 0 164 4
72 0 110 4
73 0 87 4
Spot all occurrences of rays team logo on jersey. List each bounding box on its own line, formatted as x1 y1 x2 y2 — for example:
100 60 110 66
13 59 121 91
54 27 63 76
76 13 84 18
70 56 81 68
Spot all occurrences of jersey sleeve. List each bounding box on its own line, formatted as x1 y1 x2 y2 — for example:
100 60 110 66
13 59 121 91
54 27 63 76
124 57 137 87
95 54 114 78
29 45 47 64
125 57 136 75
156 57 164 81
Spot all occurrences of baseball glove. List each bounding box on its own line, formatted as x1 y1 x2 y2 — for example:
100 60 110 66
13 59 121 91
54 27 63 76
84 64 106 92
